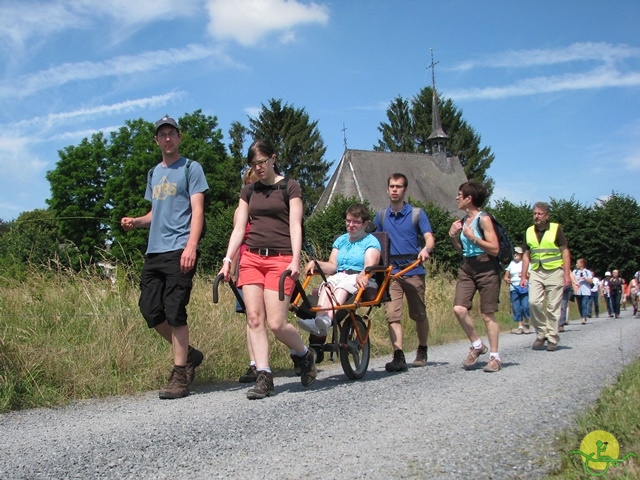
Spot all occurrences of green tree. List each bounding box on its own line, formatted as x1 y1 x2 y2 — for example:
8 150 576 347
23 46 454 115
0 209 62 275
488 199 534 249
375 96 415 152
376 87 495 194
247 98 330 215
583 193 640 278
46 133 110 267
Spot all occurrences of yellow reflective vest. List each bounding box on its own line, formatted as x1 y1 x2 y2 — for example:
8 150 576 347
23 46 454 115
526 223 563 270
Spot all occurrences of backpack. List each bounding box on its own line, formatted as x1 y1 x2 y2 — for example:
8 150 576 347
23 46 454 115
246 178 305 240
377 206 425 248
472 212 514 270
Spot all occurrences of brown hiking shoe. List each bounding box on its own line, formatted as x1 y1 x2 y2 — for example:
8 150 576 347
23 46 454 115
462 343 488 369
158 366 189 400
483 356 502 373
532 338 546 350
186 346 204 385
246 370 275 399
412 345 428 367
546 342 558 352
299 349 317 387
239 365 258 383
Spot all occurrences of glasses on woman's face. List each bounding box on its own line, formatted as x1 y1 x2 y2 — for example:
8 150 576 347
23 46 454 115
250 157 270 167
345 218 363 226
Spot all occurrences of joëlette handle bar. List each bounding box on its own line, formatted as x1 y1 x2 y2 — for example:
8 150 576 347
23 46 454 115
212 273 245 311
278 270 314 307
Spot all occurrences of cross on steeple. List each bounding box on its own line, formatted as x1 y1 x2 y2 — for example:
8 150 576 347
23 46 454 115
342 122 348 150
427 48 439 90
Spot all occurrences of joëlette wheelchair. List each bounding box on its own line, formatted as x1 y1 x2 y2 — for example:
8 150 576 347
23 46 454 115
280 231 421 380
212 231 421 380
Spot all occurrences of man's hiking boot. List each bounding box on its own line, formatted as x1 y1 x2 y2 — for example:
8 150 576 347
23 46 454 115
299 349 317 387
186 346 204 385
159 365 189 400
385 349 408 372
412 345 428 367
239 365 258 383
532 337 546 350
246 370 275 400
462 343 488 369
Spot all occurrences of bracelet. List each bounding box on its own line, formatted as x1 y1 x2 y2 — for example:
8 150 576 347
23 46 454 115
222 257 233 264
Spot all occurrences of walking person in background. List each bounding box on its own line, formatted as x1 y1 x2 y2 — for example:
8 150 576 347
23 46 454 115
572 258 593 325
602 271 614 317
504 246 530 334
608 269 625 319
219 140 316 400
449 182 503 373
521 202 572 352
121 116 208 400
558 283 573 333
373 173 435 372
587 272 601 319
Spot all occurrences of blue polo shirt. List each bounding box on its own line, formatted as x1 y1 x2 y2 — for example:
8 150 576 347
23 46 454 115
373 203 432 275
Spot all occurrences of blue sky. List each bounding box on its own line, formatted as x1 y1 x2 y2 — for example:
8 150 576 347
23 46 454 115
1 0 639 222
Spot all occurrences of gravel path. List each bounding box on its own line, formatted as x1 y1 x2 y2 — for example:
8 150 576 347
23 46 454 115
1 310 639 480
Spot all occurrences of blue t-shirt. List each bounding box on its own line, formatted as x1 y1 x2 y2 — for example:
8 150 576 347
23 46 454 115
373 203 431 275
144 157 209 254
333 233 381 272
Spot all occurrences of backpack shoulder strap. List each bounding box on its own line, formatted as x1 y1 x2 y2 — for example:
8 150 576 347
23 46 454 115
378 208 387 230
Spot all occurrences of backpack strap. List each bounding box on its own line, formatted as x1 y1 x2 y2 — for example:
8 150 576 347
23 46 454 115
378 208 387 230
246 178 291 208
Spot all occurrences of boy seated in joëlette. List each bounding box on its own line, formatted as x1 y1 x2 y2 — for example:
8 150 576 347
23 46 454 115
297 204 381 335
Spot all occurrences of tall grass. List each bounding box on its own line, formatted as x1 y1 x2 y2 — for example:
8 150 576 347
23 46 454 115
0 262 577 411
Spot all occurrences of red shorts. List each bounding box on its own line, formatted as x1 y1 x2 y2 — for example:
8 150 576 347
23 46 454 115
238 250 295 296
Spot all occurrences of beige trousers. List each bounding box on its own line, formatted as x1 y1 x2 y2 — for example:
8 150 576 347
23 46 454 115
528 268 564 345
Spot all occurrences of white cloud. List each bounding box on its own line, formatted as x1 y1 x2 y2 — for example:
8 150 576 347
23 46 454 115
451 42 640 71
205 0 329 46
0 0 201 51
0 136 48 180
0 45 232 99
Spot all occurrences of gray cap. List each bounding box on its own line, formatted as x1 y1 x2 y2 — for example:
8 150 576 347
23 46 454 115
514 246 523 254
155 116 179 133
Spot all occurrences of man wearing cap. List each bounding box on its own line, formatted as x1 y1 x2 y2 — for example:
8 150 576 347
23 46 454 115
503 246 530 334
121 116 209 399
520 201 572 351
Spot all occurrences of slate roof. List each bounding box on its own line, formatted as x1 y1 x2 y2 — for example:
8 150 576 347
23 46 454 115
313 149 467 215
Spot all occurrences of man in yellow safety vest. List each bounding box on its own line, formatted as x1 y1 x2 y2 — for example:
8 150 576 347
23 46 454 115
520 201 572 351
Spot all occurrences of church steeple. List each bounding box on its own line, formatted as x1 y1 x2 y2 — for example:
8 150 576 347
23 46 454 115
426 49 449 155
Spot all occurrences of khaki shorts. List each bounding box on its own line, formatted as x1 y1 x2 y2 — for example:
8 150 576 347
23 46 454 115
453 254 501 313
